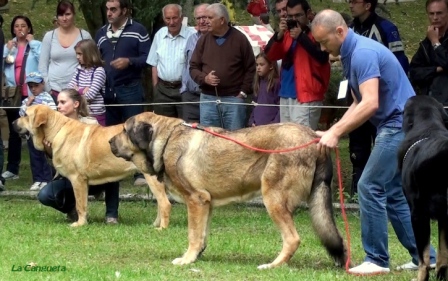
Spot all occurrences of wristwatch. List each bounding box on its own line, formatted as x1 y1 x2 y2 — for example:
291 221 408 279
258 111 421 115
433 43 441 50
239 91 247 99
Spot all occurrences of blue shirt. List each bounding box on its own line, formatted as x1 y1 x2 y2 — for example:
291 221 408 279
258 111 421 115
180 31 202 94
279 41 297 99
341 29 414 129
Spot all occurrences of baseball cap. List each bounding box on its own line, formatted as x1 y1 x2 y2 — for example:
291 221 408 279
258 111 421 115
26 72 44 84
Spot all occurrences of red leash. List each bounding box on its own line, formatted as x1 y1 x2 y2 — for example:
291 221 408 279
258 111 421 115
186 123 353 272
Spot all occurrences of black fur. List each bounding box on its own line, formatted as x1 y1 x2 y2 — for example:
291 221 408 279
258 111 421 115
398 95 448 281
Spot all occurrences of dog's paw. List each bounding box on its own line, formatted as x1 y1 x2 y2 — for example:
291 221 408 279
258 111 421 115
172 257 186 265
70 220 87 227
257 263 274 270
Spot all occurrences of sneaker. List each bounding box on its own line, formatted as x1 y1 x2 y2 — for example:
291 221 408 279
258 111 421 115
348 262 390 275
396 261 436 271
39 182 48 189
106 217 118 224
134 178 147 186
2 171 19 180
29 182 42 191
66 208 78 222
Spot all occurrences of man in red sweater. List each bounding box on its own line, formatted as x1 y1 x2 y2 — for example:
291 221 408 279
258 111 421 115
190 3 255 130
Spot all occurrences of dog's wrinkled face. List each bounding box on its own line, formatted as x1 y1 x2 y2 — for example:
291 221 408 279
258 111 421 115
109 116 156 174
12 105 49 150
402 96 448 133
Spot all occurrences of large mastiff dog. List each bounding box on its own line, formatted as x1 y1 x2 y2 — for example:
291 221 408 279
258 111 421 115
13 105 170 228
109 112 348 269
398 95 448 281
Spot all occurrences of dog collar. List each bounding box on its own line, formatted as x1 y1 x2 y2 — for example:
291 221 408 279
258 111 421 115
402 138 429 164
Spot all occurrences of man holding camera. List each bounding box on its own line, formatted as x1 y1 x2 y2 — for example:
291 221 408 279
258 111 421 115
266 0 329 130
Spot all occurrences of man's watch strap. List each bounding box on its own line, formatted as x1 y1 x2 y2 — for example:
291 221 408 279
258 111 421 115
239 91 247 98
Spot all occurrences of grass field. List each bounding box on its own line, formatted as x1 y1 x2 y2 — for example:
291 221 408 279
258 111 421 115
0 199 435 281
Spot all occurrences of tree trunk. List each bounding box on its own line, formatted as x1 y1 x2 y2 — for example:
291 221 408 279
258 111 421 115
78 0 107 37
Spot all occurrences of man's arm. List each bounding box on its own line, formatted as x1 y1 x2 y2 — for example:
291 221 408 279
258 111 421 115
317 78 379 151
409 43 438 85
297 33 329 64
241 37 256 94
152 67 158 87
189 36 206 86
130 26 151 68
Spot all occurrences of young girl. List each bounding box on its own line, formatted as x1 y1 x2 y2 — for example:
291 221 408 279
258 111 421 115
67 39 106 125
248 52 280 126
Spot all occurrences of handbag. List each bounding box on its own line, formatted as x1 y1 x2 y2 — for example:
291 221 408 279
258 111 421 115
246 0 268 17
2 44 30 108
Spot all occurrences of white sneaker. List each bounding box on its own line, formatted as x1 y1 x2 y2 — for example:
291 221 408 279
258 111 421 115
348 262 390 275
134 178 147 186
39 182 48 189
2 171 19 180
30 182 42 191
396 261 436 271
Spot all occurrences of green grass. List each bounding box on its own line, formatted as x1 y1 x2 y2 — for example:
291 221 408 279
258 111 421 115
0 199 430 281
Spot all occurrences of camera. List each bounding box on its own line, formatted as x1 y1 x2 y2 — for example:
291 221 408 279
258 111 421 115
286 19 298 30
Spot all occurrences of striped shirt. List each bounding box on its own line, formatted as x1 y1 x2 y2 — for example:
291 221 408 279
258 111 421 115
180 31 202 94
67 66 106 116
146 26 195 82
19 92 57 117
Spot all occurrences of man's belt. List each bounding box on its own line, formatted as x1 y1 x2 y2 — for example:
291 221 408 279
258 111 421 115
158 78 181 88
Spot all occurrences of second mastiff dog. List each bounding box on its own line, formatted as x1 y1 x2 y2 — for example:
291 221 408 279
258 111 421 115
13 105 170 228
109 112 348 269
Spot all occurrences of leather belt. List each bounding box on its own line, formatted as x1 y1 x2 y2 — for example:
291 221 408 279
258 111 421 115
158 78 181 88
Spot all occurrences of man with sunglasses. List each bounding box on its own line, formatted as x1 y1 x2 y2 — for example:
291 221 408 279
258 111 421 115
266 0 329 130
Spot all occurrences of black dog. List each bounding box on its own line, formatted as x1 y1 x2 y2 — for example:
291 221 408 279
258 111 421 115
398 95 448 281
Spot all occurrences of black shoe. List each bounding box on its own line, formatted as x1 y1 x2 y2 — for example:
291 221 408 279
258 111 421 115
0 177 5 192
66 208 78 222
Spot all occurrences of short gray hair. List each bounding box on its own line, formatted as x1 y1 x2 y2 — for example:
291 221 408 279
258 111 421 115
162 4 182 18
207 3 229 23
311 9 346 32
194 3 210 16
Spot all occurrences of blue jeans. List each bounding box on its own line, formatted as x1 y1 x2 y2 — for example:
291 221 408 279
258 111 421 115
105 81 144 180
200 94 246 130
27 139 53 182
5 108 21 175
105 81 144 126
358 126 436 267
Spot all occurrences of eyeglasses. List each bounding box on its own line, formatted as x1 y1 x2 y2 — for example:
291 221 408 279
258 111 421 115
286 13 305 20
195 16 207 21
348 0 364 4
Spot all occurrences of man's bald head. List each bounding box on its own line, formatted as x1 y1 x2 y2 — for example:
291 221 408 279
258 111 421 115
311 9 347 33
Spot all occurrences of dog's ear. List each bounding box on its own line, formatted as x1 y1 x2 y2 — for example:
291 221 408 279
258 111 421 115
128 118 153 151
31 106 48 128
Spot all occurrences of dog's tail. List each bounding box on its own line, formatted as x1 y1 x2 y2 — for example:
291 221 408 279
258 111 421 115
308 154 347 267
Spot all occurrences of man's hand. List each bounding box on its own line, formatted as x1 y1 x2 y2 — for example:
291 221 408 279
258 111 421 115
205 70 220 86
289 25 302 39
277 18 288 40
315 129 340 156
110 58 130 70
427 25 440 44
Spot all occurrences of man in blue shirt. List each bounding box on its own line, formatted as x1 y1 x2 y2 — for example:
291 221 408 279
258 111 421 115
311 9 436 275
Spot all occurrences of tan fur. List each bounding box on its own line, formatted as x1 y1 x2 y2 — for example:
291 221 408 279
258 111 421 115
109 112 347 269
13 105 169 228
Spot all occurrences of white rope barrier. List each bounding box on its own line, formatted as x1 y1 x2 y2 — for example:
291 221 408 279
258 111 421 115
0 100 351 110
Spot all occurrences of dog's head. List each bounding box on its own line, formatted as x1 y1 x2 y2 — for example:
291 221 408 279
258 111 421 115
12 105 53 150
402 95 448 133
109 114 157 175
